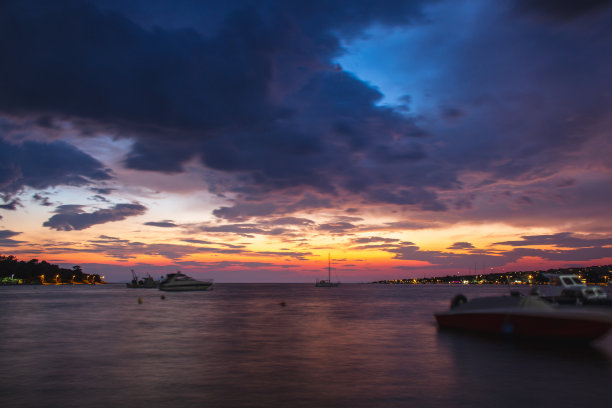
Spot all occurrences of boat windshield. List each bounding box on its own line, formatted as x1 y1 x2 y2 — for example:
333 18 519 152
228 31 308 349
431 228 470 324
561 276 584 286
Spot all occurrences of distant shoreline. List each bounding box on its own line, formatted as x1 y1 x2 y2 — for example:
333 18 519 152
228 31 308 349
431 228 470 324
372 264 611 286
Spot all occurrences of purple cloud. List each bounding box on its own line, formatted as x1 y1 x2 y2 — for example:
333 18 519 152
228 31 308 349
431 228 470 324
494 232 612 248
0 199 21 210
144 220 178 228
32 194 53 207
0 138 112 199
353 236 401 244
447 242 475 250
0 0 448 213
269 217 316 226
0 229 24 247
43 203 147 231
0 0 611 242
197 223 289 238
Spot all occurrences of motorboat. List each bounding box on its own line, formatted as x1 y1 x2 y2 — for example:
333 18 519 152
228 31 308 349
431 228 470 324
126 269 159 288
158 271 213 291
540 274 611 306
435 292 612 342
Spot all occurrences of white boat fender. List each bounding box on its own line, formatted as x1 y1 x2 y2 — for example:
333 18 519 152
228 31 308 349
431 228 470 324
451 294 467 309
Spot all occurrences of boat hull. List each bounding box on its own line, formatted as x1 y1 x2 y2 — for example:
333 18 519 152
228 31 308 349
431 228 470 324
315 281 340 287
126 282 158 289
159 284 213 292
435 310 612 341
158 271 213 292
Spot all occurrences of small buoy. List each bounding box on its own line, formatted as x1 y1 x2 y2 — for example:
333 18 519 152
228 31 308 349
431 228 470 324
161 295 166 300
138 297 143 304
279 301 286 307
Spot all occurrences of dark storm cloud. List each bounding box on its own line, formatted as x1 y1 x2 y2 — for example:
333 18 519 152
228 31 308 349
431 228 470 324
514 0 612 20
429 1 612 180
392 0 612 227
0 138 112 197
440 106 464 120
0 0 447 212
3 0 612 226
43 203 147 231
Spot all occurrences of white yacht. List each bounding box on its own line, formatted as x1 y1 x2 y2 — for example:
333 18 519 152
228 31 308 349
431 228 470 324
541 274 609 305
158 271 213 291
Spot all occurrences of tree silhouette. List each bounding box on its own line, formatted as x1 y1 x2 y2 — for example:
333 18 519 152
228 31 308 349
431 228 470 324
0 255 100 284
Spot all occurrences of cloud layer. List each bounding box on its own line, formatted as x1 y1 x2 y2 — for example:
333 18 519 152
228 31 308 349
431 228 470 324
0 0 449 212
43 203 147 231
0 138 111 201
3 1 611 221
1 1 611 279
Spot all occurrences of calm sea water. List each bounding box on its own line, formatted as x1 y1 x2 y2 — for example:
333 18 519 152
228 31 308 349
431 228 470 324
1 284 611 408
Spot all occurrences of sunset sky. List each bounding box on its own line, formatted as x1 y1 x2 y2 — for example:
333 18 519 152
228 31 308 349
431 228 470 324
1 0 612 282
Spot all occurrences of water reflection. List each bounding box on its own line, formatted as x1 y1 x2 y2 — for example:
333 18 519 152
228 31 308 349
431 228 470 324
1 284 611 408
435 326 611 407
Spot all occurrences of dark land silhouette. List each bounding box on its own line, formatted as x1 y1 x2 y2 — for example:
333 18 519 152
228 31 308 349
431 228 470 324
374 265 612 285
0 255 102 285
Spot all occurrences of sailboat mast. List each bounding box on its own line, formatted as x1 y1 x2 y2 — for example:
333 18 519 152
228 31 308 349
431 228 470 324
328 253 331 282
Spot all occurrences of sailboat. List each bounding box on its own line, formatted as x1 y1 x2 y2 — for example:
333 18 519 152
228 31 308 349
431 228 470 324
316 254 340 287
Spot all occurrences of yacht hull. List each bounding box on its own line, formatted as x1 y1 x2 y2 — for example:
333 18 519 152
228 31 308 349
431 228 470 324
435 310 612 341
158 271 213 292
159 283 213 292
